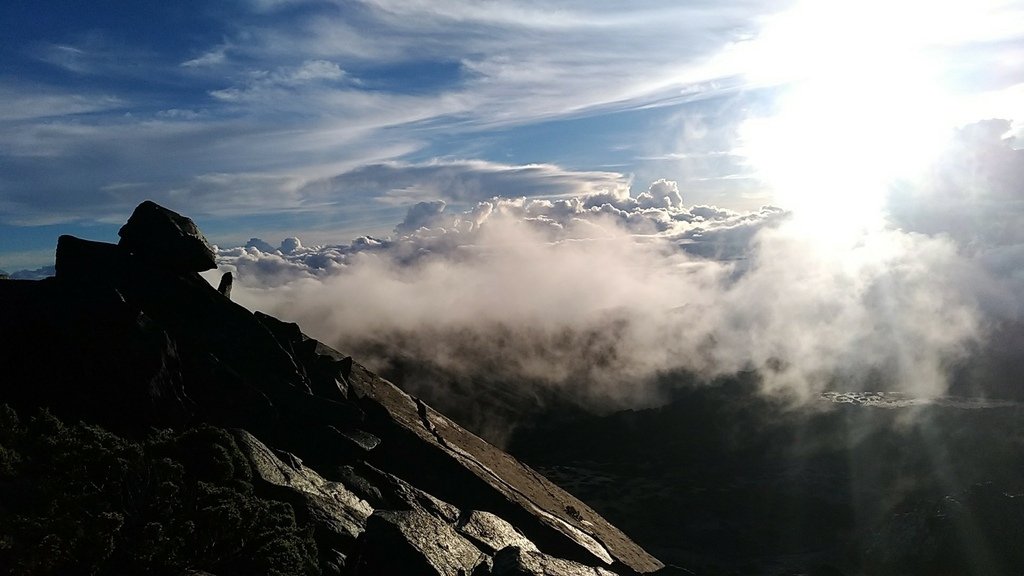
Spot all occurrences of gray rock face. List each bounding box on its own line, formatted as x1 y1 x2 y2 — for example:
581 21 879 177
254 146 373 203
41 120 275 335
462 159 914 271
344 365 661 572
353 509 488 576
457 510 539 555
492 547 619 576
232 429 374 566
118 200 216 272
233 430 373 531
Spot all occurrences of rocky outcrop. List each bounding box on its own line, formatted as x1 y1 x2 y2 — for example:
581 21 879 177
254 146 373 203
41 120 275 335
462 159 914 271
118 199 217 272
458 510 539 556
354 510 489 575
0 201 664 575
492 547 618 576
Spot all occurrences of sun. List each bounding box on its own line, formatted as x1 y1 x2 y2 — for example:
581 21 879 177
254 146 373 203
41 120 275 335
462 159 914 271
730 0 982 236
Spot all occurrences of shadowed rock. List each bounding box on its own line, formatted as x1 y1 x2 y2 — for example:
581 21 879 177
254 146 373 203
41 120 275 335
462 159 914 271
55 235 128 282
458 510 540 555
118 200 216 272
217 271 233 298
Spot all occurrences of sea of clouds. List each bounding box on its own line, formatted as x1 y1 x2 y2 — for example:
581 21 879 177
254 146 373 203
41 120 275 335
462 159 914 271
209 120 1024 412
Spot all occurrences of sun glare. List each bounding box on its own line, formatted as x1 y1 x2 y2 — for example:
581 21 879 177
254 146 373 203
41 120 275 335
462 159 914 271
731 0 995 236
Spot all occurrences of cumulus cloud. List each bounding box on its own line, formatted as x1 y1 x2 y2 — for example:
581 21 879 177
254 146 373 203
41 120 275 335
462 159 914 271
209 177 999 428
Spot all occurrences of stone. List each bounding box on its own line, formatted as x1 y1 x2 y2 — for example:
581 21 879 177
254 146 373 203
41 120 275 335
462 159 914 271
492 547 618 576
352 509 488 576
337 428 381 452
457 510 539 555
217 272 232 298
118 200 216 272
339 462 461 524
54 235 128 282
232 430 374 563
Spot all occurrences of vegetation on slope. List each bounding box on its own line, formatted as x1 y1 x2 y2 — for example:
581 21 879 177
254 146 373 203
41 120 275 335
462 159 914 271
0 405 319 576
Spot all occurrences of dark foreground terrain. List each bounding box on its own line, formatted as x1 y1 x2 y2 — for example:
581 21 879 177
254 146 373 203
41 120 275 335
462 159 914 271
0 201 665 575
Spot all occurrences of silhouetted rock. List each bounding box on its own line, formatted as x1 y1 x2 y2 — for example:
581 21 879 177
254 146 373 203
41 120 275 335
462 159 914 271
217 271 233 298
55 235 127 282
0 276 192 431
118 200 216 272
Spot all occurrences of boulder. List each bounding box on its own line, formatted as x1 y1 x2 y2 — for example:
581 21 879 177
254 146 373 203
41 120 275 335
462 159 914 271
216 271 232 298
458 510 540 555
231 429 374 565
352 509 488 576
492 547 618 576
118 200 216 272
54 235 128 282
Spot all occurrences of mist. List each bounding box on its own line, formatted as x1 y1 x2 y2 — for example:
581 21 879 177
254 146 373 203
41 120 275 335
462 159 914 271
209 176 1007 417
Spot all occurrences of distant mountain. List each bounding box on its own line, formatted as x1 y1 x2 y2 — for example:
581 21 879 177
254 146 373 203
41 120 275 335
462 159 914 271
6 264 56 280
0 201 666 576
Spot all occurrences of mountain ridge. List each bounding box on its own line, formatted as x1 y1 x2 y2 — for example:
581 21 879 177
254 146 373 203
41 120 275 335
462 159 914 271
0 201 667 576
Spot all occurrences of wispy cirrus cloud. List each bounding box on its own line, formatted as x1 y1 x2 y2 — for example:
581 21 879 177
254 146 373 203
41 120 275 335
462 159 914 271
3 0 1023 269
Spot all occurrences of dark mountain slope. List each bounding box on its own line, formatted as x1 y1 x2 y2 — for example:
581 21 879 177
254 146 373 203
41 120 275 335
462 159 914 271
0 201 665 576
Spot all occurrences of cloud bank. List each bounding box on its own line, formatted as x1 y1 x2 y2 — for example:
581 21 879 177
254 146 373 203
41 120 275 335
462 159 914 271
206 131 1022 420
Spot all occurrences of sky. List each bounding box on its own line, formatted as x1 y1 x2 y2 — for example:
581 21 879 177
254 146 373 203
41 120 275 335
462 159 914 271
3 0 1020 269
3 1 1024 408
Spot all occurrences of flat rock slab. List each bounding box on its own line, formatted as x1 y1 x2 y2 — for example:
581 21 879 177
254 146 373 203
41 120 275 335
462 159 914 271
493 547 619 576
458 510 539 555
345 361 664 573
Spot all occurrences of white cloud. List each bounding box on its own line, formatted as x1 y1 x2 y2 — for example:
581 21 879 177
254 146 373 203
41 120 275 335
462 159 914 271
209 59 349 102
181 47 228 68
211 183 990 412
0 83 124 122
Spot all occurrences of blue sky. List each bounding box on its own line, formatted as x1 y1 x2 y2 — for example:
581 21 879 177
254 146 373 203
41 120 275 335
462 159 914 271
2 0 1023 270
